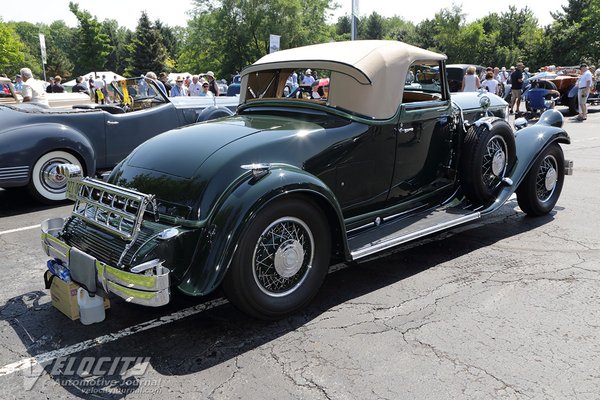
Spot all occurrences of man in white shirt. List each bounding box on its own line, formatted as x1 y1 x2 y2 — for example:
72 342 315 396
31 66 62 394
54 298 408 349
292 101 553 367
19 67 49 106
577 64 593 121
188 75 203 96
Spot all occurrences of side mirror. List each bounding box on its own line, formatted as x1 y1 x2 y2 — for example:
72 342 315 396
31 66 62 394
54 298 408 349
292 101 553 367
514 117 528 130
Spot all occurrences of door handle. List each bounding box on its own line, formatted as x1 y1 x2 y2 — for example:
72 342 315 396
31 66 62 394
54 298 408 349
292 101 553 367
106 120 119 125
397 126 414 134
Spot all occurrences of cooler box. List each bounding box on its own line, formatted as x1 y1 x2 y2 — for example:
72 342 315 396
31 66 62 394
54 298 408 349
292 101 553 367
44 271 110 320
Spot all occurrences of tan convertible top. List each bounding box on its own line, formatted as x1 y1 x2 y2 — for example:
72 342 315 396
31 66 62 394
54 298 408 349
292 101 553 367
240 40 447 119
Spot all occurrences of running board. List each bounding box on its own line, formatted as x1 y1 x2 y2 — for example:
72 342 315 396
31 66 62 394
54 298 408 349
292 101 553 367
349 207 481 260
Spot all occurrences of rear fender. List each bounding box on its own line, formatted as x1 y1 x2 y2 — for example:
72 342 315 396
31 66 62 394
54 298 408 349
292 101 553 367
0 123 96 182
177 164 347 296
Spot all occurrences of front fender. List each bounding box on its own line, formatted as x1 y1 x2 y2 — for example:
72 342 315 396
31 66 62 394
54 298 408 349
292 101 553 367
177 164 346 296
0 123 96 180
480 123 570 215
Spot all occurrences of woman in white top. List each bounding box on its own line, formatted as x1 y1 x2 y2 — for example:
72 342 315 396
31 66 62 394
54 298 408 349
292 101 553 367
461 66 480 92
482 71 500 95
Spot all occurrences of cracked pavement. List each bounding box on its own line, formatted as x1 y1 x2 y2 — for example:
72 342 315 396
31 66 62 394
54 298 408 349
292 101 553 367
0 107 599 399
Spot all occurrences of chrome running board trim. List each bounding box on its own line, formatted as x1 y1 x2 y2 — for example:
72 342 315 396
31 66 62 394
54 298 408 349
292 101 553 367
350 212 480 260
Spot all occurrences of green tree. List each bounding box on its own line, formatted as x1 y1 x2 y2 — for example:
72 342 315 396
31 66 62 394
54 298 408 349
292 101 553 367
361 12 384 40
549 0 599 66
155 21 182 71
8 21 43 77
382 16 416 42
45 21 76 79
181 0 333 78
0 20 26 76
127 12 167 76
69 2 112 75
334 15 351 41
102 19 132 74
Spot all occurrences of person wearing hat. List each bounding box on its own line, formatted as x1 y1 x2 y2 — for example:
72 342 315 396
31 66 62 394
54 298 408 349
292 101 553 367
51 75 65 93
204 71 220 96
170 76 188 97
509 63 525 114
19 67 49 106
302 69 315 86
198 81 213 98
576 63 593 121
14 74 23 93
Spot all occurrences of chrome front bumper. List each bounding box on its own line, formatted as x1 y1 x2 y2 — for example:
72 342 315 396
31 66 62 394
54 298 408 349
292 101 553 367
41 217 170 307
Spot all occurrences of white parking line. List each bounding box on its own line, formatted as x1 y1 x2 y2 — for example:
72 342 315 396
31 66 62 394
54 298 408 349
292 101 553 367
0 297 228 377
0 225 40 236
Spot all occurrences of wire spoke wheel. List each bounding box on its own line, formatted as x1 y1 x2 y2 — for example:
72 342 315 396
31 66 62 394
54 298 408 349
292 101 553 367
252 217 314 297
516 143 565 217
481 134 508 188
535 154 558 202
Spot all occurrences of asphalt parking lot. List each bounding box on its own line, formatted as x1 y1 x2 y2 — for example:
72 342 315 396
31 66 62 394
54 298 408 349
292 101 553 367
0 105 599 399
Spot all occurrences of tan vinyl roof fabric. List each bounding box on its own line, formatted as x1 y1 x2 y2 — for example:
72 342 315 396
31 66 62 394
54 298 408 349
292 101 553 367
240 40 447 119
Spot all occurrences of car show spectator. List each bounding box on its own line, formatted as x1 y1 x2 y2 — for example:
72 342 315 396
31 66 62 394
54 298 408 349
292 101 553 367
482 71 500 95
509 63 524 114
14 74 23 93
170 77 188 96
145 71 166 96
496 67 509 85
311 81 322 99
19 67 49 106
302 69 315 86
461 65 480 92
188 75 203 96
199 81 213 97
50 75 65 93
45 77 54 93
204 71 220 96
159 72 172 95
576 63 593 121
109 75 119 101
94 76 106 104
72 76 89 94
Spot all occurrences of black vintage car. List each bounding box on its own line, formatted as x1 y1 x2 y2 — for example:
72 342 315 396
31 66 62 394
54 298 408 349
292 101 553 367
0 77 237 203
42 41 572 320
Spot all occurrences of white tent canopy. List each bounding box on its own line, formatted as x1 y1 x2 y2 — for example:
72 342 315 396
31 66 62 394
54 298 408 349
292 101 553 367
63 71 127 87
167 72 192 83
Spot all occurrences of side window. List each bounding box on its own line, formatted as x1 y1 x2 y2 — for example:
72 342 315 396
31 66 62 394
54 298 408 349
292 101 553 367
402 61 443 103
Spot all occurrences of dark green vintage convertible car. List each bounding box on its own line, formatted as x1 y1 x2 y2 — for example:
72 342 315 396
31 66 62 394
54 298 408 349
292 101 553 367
42 40 572 319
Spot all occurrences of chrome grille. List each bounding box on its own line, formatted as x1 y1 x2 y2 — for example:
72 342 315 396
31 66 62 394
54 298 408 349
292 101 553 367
62 217 168 267
66 177 157 241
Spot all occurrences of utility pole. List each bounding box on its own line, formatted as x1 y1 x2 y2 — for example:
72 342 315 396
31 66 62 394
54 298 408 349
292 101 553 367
351 0 359 40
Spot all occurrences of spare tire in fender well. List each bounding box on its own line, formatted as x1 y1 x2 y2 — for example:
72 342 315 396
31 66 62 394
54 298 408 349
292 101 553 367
459 118 516 204
196 105 235 122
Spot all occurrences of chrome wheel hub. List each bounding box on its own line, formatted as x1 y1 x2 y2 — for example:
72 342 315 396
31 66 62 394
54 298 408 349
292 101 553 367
274 240 305 278
536 155 559 202
482 135 508 187
252 217 314 297
544 167 557 191
42 160 68 191
492 149 506 176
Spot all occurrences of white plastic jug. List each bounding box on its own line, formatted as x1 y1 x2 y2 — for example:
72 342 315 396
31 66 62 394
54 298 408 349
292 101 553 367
77 287 105 325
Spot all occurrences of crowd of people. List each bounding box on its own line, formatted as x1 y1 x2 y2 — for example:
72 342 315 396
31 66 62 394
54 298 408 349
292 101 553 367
160 71 221 97
461 62 599 122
